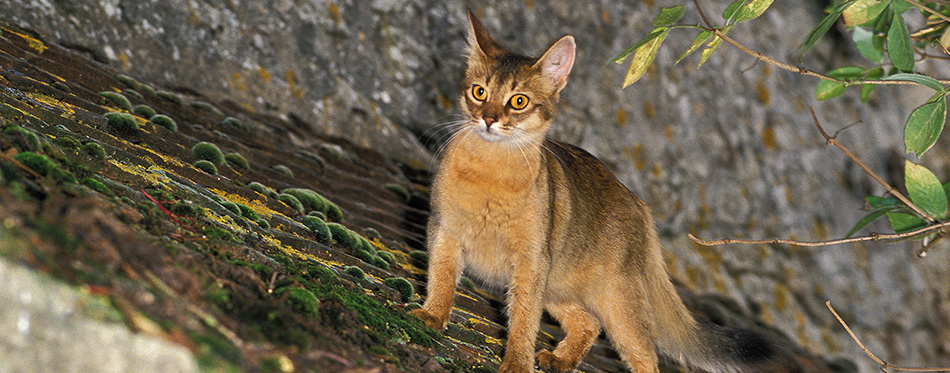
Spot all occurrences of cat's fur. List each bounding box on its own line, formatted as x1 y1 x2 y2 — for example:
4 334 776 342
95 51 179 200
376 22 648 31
410 11 788 373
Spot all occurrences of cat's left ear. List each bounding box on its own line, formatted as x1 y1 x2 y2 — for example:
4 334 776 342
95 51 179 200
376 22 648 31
534 36 575 93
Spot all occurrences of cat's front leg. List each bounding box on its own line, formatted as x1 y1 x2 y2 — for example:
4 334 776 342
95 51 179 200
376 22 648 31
409 230 461 330
498 251 548 373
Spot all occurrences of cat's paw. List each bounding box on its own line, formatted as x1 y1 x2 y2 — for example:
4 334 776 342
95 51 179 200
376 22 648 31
498 361 532 373
408 308 448 330
537 349 577 373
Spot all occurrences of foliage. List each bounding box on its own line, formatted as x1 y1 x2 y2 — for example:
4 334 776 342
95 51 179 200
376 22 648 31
616 0 950 246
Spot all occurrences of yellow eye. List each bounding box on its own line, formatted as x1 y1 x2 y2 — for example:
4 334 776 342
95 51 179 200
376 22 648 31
509 94 529 110
472 85 487 101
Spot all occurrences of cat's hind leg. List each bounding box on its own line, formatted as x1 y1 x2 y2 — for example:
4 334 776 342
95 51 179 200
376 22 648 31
537 302 600 373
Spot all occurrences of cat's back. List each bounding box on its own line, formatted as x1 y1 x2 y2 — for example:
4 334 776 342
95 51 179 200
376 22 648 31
543 139 637 201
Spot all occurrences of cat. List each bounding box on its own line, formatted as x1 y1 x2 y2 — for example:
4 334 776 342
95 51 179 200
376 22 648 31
410 10 790 373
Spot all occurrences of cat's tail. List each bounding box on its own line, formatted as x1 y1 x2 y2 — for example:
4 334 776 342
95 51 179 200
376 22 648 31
648 275 799 372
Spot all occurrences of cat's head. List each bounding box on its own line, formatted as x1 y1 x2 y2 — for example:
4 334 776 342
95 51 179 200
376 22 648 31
459 11 575 145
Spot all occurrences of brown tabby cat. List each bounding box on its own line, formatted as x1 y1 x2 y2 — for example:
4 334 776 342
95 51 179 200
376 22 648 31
410 11 785 373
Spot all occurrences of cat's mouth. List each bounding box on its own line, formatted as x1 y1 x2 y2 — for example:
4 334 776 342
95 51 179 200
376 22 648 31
473 118 510 142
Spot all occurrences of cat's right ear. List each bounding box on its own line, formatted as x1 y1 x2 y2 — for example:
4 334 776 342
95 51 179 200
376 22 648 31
467 10 502 58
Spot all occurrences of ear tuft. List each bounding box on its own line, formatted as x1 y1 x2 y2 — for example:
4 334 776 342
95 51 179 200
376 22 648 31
535 36 576 93
467 10 501 58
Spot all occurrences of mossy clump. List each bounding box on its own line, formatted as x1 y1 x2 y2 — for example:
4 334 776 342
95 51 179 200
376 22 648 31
255 218 270 230
282 188 343 222
193 160 218 175
408 251 429 267
13 151 56 177
191 101 224 116
301 215 331 244
221 117 246 130
149 114 177 132
272 165 293 177
98 91 133 111
133 105 156 119
192 142 225 165
3 126 40 150
156 90 183 105
248 182 279 199
307 210 326 220
202 226 235 241
52 136 81 150
296 151 326 169
104 112 139 136
171 200 204 218
81 142 107 159
123 89 143 100
277 193 304 214
81 177 112 196
219 201 241 215
343 266 365 280
327 223 360 250
282 288 319 317
116 74 137 88
384 183 411 202
383 277 414 302
224 153 248 169
377 251 396 266
236 203 259 221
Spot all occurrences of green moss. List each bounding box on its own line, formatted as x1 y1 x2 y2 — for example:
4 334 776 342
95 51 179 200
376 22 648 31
384 183 411 202
327 223 360 250
358 236 376 255
104 112 139 136
98 91 133 111
236 203 259 221
220 117 246 129
305 264 340 285
272 165 293 177
282 188 325 212
52 136 81 150
408 251 429 267
3 126 40 149
13 151 56 176
156 90 183 105
296 151 326 169
191 101 224 116
132 105 156 119
81 177 112 196
202 226 235 241
193 160 217 175
224 153 248 169
205 284 230 306
301 216 332 244
325 202 344 222
307 210 326 220
255 218 270 230
383 277 414 302
123 89 143 100
149 114 177 132
282 288 319 317
343 266 365 280
116 74 137 88
247 182 278 198
81 142 106 159
353 249 376 265
319 143 345 161
277 193 304 214
377 251 396 266
219 201 241 215
171 200 204 218
363 227 381 240
192 142 225 165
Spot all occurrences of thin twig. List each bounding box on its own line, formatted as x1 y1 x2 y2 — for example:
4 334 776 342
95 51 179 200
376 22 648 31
689 220 950 247
141 189 199 233
692 0 713 29
810 108 936 223
907 0 950 24
826 301 950 372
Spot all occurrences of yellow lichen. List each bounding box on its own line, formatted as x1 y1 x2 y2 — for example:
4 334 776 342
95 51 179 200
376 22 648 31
9 30 47 54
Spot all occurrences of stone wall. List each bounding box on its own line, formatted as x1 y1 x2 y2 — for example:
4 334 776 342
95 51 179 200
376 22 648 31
3 0 948 370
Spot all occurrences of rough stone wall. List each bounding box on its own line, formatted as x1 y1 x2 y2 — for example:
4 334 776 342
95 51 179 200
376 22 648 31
3 0 948 371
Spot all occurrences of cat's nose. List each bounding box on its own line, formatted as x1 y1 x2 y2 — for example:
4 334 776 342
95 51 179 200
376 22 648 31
483 116 496 127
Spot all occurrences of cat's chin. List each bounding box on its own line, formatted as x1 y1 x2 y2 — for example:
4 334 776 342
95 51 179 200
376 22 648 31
473 128 511 142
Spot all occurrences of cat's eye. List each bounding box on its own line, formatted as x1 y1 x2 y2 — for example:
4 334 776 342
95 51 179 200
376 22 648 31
471 85 487 101
509 94 529 110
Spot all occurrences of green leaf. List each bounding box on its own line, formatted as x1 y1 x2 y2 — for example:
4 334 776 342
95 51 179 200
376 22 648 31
622 28 669 88
733 0 775 23
884 73 946 92
722 0 746 23
860 67 884 103
852 26 883 63
697 34 723 68
890 0 913 14
815 66 866 101
887 14 914 72
866 195 900 208
846 208 890 237
905 160 949 219
798 1 855 55
676 30 714 64
608 28 668 65
886 211 926 233
940 27 950 52
654 6 685 27
842 0 888 26
904 96 947 157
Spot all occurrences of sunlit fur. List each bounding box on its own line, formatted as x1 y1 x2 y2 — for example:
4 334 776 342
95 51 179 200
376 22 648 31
411 11 790 373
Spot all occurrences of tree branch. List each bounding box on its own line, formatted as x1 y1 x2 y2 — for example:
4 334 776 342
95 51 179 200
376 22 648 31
689 220 950 247
827 301 950 372
907 0 950 24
